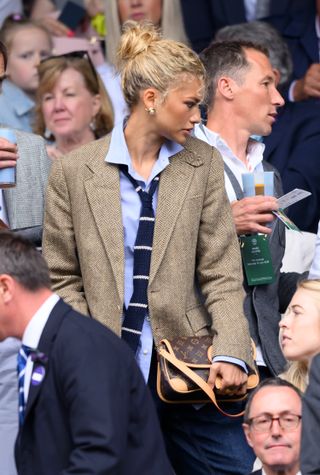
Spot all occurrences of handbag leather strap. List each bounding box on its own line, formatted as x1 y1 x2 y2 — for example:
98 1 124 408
158 347 247 418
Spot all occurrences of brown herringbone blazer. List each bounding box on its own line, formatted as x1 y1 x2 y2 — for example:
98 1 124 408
43 134 253 368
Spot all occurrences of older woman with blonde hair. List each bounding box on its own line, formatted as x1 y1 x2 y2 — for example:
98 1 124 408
43 21 254 474
34 51 114 159
104 0 189 64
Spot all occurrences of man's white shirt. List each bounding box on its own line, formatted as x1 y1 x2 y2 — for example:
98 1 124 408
22 294 60 401
194 123 265 201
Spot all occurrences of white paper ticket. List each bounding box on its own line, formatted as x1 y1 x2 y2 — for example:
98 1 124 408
277 188 311 209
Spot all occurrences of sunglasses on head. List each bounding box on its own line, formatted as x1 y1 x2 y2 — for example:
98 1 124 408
40 50 98 83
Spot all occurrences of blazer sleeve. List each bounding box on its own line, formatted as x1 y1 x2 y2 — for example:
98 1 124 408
301 353 320 474
42 157 89 316
196 146 254 369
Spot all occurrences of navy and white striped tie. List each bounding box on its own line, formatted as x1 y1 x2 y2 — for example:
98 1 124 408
17 344 33 426
120 166 160 354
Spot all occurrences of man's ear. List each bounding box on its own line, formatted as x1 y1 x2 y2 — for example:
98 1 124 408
0 274 15 304
242 423 254 448
217 76 236 100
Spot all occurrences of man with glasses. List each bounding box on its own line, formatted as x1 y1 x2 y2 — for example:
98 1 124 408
243 378 302 475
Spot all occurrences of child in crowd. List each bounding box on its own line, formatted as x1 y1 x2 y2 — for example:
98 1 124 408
0 15 52 132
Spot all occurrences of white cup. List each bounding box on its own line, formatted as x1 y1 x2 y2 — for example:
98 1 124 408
0 128 17 188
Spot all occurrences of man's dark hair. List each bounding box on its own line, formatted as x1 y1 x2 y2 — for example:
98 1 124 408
0 231 51 291
200 40 269 110
215 22 292 86
244 377 302 424
0 40 7 69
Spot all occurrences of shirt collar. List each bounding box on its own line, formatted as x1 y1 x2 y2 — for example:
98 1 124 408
197 123 265 165
3 79 35 117
22 294 60 349
105 120 183 184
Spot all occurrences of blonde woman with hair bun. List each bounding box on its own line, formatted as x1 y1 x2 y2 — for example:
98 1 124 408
43 21 254 474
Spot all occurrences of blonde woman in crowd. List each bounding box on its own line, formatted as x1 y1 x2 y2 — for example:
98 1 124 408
34 51 113 159
279 279 320 393
279 279 320 473
104 0 189 65
279 280 320 368
43 21 254 475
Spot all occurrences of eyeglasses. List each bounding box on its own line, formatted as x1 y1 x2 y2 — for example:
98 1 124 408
40 50 99 84
248 413 301 433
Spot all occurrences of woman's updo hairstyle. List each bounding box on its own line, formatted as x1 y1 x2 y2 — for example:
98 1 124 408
116 21 206 109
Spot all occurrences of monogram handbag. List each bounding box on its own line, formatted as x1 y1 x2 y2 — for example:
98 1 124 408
156 336 259 417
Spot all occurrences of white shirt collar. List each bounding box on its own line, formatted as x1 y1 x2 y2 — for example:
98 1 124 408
195 123 265 171
194 123 265 203
105 120 183 185
22 294 60 349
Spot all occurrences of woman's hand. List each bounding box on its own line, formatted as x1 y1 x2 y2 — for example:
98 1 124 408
208 362 248 396
0 138 18 169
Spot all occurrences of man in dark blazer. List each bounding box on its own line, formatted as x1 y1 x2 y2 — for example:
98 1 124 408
301 353 320 474
243 378 302 475
0 231 172 475
181 0 305 52
263 0 320 232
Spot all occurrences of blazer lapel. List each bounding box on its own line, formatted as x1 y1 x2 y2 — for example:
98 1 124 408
24 299 70 421
149 142 203 285
84 140 124 301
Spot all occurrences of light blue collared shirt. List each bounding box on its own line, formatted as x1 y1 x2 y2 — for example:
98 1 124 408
0 80 34 133
105 121 182 381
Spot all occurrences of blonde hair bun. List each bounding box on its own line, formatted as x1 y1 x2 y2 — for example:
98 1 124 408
115 20 205 110
117 21 160 66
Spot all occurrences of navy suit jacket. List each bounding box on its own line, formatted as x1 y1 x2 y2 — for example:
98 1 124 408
181 0 299 52
264 3 320 232
301 352 320 474
15 299 172 475
268 1 317 97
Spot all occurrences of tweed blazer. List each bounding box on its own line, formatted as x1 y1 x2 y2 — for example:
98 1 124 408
43 134 254 368
3 129 51 229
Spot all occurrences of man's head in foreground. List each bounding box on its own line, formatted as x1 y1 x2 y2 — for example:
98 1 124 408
0 231 52 341
243 378 302 475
